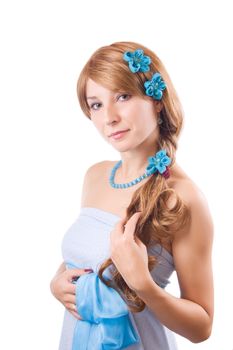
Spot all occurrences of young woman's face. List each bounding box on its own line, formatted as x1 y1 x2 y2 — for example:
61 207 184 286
86 78 161 152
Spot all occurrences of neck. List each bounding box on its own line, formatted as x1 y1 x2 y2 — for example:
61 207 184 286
118 144 159 182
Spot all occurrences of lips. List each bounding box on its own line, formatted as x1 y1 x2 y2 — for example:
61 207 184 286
109 129 130 137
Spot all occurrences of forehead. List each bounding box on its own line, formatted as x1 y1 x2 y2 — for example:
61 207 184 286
86 79 116 100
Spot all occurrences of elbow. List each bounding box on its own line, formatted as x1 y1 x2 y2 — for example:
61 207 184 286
190 323 212 343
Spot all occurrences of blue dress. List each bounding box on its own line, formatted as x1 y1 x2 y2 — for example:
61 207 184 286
58 207 178 350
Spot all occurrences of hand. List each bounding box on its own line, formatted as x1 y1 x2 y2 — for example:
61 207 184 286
110 212 151 292
50 267 93 320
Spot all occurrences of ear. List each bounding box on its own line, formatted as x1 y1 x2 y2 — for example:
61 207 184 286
153 101 163 113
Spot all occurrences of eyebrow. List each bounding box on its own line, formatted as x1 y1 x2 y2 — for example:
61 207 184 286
87 96 98 100
86 91 127 100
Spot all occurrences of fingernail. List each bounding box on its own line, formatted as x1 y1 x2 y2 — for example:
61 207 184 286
72 276 80 282
84 268 93 272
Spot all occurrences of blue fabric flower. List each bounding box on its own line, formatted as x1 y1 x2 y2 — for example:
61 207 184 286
146 149 171 175
144 72 166 100
123 49 151 73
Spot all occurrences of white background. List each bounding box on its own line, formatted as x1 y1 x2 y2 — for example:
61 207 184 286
0 0 232 349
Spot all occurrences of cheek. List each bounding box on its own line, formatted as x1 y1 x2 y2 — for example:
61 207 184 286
92 119 103 131
92 119 110 140
128 103 157 129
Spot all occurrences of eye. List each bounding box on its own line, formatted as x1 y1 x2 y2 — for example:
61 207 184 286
90 102 102 111
118 94 131 101
89 94 131 111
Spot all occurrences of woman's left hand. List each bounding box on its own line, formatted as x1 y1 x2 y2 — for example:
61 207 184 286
110 212 152 292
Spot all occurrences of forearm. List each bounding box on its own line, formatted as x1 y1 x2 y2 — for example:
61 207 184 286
54 261 66 277
50 263 63 299
135 278 212 343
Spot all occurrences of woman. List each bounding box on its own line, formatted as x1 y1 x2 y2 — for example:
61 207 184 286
50 41 214 350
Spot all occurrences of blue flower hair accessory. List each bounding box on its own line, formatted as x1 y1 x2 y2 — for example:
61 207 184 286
146 149 171 179
123 49 151 73
123 48 166 101
144 72 166 101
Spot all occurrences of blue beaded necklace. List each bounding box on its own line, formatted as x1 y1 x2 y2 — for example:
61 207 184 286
109 160 153 189
109 149 172 189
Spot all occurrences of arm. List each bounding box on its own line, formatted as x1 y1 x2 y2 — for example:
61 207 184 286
54 261 66 276
50 161 106 316
49 262 66 293
80 160 108 207
50 261 66 294
134 184 214 343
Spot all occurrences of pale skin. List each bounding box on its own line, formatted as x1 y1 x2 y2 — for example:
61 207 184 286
50 78 214 342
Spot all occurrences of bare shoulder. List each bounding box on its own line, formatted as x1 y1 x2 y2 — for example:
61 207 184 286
80 160 110 206
83 160 109 180
167 163 214 246
173 176 214 234
169 164 212 214
176 177 214 249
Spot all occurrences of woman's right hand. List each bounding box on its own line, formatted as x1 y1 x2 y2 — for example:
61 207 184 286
50 263 93 320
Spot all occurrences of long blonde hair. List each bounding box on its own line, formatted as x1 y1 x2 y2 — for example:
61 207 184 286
77 41 191 312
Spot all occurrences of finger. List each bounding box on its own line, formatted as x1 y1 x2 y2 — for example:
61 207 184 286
67 268 93 282
135 236 147 249
110 217 127 244
64 294 76 304
124 212 142 239
67 302 78 312
69 310 82 320
67 268 93 278
67 303 82 320
111 218 127 241
66 283 77 295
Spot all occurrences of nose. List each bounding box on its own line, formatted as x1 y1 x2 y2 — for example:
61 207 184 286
104 103 120 125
